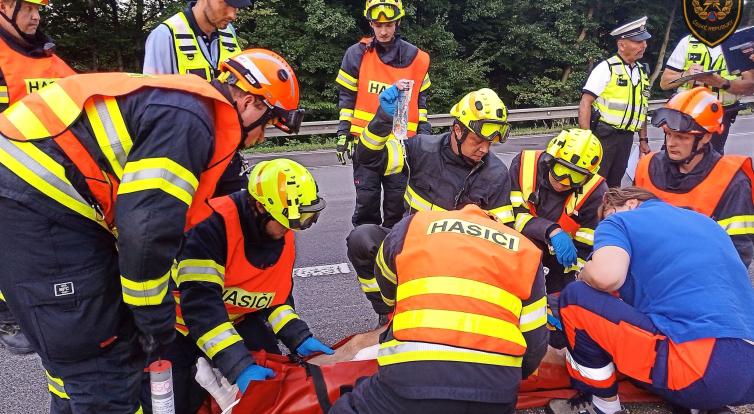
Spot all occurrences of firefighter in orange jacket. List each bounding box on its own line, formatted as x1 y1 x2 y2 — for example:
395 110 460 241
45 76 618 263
635 87 754 267
0 0 75 356
0 49 304 412
164 159 333 414
331 204 548 413
335 0 431 228
510 129 607 294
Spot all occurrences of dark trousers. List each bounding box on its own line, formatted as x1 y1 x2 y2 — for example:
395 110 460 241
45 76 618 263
0 298 14 323
330 373 516 414
352 160 406 228
140 313 281 414
559 282 754 408
594 122 635 188
346 224 392 315
710 107 737 155
0 197 143 413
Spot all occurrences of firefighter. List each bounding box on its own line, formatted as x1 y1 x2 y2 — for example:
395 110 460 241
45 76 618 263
0 49 303 413
634 87 754 267
346 86 514 325
331 204 548 413
152 159 332 413
335 0 431 228
144 0 252 197
511 128 607 294
578 16 651 187
548 187 754 414
659 34 754 154
0 0 75 357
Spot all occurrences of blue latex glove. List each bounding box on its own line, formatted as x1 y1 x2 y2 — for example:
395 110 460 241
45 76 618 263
236 364 275 394
550 231 577 267
296 336 335 357
379 84 401 117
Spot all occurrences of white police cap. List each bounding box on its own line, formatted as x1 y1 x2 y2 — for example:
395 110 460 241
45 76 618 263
610 16 651 41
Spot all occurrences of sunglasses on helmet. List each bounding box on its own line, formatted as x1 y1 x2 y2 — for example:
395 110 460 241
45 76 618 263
651 108 707 135
287 198 326 231
366 4 400 21
550 158 592 187
267 104 305 134
467 120 510 143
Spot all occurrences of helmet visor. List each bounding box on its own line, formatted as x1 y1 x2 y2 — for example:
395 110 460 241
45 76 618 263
651 108 707 134
551 159 592 186
366 4 399 21
289 198 326 230
467 120 510 143
269 106 305 134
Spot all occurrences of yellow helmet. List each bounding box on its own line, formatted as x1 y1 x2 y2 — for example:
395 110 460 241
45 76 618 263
364 0 405 22
449 88 510 143
545 128 603 187
248 159 326 230
23 0 48 5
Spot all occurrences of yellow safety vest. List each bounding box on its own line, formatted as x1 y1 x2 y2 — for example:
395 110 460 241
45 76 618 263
593 55 649 132
163 11 241 81
680 35 739 106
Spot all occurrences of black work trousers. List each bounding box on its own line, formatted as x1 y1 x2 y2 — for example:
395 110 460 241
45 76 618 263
140 313 281 414
330 373 516 414
352 160 406 228
594 122 635 188
346 224 392 315
0 197 144 413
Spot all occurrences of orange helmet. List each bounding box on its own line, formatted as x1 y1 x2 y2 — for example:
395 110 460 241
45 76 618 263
219 49 303 134
651 87 724 135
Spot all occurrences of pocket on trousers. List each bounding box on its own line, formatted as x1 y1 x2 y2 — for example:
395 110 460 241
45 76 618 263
17 264 123 362
614 321 663 383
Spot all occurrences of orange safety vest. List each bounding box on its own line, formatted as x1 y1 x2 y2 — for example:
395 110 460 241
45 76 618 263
349 38 429 137
519 151 605 235
175 195 296 334
393 204 542 356
635 152 754 217
0 36 75 106
0 73 240 231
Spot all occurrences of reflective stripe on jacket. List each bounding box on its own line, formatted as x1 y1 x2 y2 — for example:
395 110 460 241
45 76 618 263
593 55 649 132
162 11 240 81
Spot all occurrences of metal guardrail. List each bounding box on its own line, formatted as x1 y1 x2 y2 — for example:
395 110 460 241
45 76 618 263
265 99 669 138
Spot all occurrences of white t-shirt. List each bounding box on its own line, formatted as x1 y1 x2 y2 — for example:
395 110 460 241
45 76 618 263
582 58 644 96
665 35 724 72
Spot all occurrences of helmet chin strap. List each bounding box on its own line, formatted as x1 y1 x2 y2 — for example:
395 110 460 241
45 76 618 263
452 123 478 166
232 98 271 149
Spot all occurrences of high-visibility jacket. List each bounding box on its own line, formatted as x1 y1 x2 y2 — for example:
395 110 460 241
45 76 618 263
348 38 429 137
514 150 605 236
635 152 754 217
0 72 240 233
175 194 296 336
379 204 543 367
593 55 649 132
0 33 75 109
678 35 738 106
162 11 240 81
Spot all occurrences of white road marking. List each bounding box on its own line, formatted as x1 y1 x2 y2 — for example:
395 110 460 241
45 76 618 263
294 262 351 278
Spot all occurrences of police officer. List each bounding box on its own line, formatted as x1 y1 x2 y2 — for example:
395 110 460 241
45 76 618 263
155 159 332 413
0 0 75 356
578 17 651 187
659 34 754 154
335 0 431 228
0 49 303 413
144 0 251 197
346 86 515 325
331 204 548 413
510 129 607 294
548 187 754 414
635 87 754 267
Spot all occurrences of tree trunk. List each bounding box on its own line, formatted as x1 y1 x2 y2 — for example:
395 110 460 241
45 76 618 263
649 2 678 88
561 4 595 83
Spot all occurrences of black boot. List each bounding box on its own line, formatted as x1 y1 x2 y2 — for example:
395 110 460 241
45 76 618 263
0 322 34 355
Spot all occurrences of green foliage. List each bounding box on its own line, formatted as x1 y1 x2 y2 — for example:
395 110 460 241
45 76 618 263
37 0 752 121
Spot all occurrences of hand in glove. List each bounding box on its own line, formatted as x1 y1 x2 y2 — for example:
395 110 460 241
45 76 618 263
549 230 578 267
336 134 353 165
296 336 334 357
379 84 401 117
236 363 275 394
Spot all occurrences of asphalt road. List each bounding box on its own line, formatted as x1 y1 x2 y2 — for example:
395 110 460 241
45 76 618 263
2 118 754 413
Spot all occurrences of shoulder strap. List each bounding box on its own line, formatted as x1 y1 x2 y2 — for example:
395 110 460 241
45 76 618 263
304 362 332 413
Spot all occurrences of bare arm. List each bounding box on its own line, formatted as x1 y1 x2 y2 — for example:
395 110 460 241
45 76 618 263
696 69 754 96
578 93 596 130
578 246 629 292
659 67 683 91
